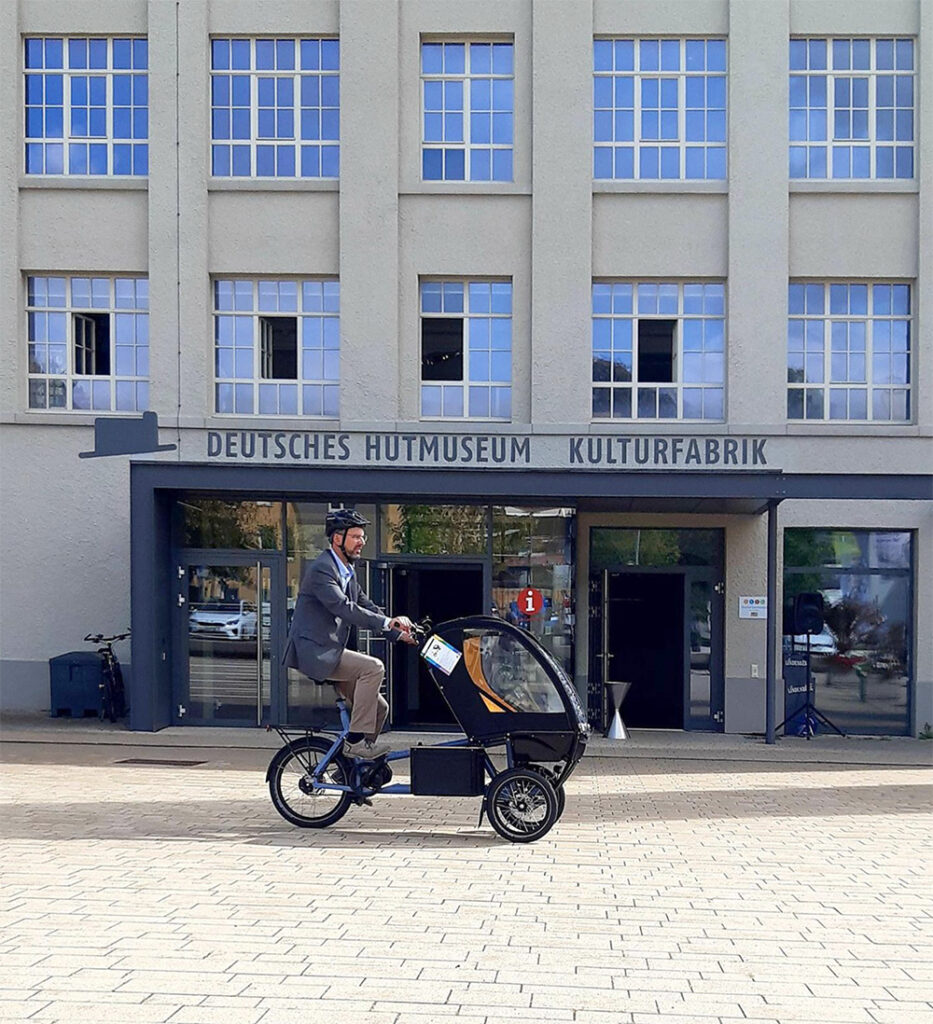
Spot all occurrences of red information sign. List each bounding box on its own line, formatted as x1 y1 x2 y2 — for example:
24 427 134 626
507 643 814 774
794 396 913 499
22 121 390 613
517 586 544 617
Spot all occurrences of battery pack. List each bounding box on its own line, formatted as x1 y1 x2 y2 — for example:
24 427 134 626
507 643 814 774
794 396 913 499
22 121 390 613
410 746 485 797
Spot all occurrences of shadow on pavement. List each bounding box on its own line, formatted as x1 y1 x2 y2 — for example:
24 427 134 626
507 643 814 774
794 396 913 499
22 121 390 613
1 772 930 847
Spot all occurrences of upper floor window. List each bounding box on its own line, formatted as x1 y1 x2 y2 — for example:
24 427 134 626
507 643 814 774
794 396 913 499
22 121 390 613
25 37 148 176
789 38 914 179
27 275 149 411
421 41 514 182
213 278 339 416
211 38 339 179
420 280 512 419
787 282 911 421
593 282 724 420
594 38 726 180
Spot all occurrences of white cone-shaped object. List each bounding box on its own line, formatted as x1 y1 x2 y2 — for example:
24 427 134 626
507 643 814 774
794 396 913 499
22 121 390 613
607 707 628 740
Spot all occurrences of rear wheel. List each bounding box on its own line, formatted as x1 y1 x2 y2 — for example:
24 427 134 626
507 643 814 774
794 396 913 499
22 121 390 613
99 666 118 723
99 659 126 722
485 768 559 843
109 661 126 718
268 737 352 828
529 767 566 819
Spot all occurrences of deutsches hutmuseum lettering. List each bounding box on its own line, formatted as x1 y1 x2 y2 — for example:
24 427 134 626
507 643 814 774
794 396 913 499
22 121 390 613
206 431 767 468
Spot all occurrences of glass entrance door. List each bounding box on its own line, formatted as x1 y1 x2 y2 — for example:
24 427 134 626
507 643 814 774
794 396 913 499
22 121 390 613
589 567 725 732
686 575 725 730
176 555 283 725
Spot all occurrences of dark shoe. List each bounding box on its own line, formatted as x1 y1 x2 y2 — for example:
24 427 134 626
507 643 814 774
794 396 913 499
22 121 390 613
343 737 391 760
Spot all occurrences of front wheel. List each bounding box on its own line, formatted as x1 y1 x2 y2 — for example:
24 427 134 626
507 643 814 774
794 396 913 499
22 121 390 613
485 768 559 843
268 737 352 828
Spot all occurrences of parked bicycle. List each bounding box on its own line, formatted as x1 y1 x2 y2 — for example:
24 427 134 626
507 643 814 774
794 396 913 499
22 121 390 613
83 631 129 722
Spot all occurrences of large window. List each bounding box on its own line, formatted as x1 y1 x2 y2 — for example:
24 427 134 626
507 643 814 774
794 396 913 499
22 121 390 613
789 38 914 179
787 282 911 421
420 280 512 420
24 37 148 175
492 507 574 674
594 38 726 180
421 41 514 182
592 281 724 420
210 38 339 178
27 275 149 411
213 279 339 416
784 529 912 735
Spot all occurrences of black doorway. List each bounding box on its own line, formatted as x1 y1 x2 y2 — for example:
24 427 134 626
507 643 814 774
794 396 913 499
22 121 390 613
606 572 684 729
388 563 484 728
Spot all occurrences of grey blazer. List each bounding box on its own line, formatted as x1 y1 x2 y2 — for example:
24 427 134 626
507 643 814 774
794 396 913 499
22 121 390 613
282 549 389 681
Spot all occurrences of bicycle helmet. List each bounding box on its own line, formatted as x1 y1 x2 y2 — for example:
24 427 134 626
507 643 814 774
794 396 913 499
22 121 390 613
325 508 370 538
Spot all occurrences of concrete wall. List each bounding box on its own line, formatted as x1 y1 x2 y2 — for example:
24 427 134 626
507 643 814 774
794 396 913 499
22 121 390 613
1 0 930 732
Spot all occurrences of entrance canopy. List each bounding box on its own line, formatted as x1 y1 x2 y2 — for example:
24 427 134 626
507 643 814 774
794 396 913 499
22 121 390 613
130 461 932 510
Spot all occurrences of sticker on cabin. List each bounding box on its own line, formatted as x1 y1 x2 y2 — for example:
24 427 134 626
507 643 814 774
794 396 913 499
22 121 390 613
421 635 462 675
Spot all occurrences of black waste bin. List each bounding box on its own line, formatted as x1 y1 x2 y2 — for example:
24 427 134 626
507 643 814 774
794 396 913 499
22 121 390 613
49 651 103 718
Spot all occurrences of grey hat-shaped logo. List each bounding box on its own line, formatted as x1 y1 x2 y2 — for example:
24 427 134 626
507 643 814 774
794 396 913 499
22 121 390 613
79 411 177 458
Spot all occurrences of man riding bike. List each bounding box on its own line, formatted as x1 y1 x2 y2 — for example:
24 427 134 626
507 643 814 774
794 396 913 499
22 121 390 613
283 509 415 760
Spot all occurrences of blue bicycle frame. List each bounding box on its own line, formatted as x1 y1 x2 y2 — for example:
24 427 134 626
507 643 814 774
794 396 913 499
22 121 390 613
271 697 500 799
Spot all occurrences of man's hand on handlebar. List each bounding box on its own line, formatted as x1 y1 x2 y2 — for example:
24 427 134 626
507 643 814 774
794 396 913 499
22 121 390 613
389 616 420 645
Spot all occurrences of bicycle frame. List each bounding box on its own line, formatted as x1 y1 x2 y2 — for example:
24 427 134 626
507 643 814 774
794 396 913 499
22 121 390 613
270 698 500 798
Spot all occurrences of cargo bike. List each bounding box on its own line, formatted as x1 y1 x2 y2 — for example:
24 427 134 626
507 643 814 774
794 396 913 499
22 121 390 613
266 615 590 843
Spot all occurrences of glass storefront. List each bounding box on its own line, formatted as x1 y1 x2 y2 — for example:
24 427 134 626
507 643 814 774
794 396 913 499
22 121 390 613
177 497 575 726
783 529 913 735
172 502 915 736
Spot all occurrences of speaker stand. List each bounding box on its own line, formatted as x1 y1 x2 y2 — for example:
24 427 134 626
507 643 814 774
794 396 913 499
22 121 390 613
778 635 845 741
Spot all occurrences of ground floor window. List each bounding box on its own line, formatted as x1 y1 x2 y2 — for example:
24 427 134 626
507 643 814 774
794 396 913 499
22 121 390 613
175 496 574 725
783 529 912 735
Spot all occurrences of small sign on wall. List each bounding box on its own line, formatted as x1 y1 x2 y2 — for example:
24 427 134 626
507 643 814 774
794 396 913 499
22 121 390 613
739 596 768 619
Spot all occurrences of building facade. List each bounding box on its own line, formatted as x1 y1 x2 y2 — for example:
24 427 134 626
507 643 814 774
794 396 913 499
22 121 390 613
1 0 931 738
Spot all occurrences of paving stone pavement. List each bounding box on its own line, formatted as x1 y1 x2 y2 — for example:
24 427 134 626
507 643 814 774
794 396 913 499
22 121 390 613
1 749 931 1024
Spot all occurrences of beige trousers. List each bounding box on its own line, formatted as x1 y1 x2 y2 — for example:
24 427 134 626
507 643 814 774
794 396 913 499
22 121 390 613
329 648 388 739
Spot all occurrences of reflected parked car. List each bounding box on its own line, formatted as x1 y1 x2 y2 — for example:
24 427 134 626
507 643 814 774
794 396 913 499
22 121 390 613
188 601 257 640
790 628 835 655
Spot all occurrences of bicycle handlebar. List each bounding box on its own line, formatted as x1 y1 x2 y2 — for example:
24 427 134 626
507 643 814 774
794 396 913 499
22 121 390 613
84 631 131 645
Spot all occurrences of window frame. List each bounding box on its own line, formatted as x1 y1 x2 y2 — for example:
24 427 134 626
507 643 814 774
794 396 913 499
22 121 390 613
209 36 340 180
26 274 149 413
788 36 915 181
24 35 149 177
419 278 513 421
593 37 727 181
592 280 726 422
420 39 515 183
212 277 340 417
786 280 912 423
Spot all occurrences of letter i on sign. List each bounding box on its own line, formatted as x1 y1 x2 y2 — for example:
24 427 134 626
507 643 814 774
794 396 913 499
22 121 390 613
518 587 544 617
